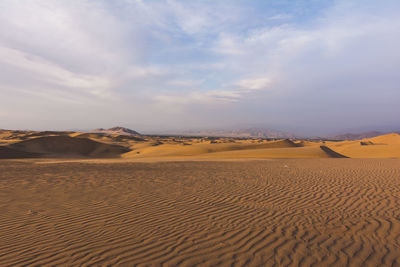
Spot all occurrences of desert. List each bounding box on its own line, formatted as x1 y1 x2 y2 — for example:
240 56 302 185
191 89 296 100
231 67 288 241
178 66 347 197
1 1 400 266
0 128 400 266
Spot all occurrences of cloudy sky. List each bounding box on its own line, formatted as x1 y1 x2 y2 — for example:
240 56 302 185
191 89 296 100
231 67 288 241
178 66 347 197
1 0 399 135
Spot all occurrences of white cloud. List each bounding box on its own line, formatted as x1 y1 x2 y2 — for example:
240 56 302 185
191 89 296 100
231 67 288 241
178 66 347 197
268 14 293 20
154 82 270 109
167 79 204 87
234 77 272 91
0 0 399 132
163 0 243 36
0 46 113 93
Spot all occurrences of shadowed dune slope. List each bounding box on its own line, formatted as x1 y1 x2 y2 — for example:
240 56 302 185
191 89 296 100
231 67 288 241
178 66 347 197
0 146 41 159
111 135 146 142
320 145 349 158
8 136 130 158
360 141 374 145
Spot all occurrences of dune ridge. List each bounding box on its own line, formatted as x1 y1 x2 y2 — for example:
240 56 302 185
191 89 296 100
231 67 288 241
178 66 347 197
320 145 349 158
367 133 400 144
123 139 305 158
325 133 400 158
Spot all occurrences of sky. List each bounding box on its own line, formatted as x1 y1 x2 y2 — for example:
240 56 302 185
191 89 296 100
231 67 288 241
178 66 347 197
0 0 399 135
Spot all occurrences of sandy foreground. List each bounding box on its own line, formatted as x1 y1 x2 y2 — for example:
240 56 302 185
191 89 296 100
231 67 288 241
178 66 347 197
0 159 399 266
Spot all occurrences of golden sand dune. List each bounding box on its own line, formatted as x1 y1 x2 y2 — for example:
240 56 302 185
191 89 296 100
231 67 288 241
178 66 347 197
367 133 400 144
326 133 400 158
18 131 73 139
123 139 348 159
0 130 35 143
0 159 399 266
69 132 104 139
3 130 71 141
188 146 333 159
69 132 119 144
319 145 348 158
1 130 400 159
0 130 14 139
7 136 130 158
124 139 304 158
0 130 74 145
330 144 400 158
70 132 146 144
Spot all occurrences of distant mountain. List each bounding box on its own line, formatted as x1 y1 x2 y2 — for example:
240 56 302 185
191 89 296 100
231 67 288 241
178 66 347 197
90 127 141 136
329 131 384 140
179 128 296 139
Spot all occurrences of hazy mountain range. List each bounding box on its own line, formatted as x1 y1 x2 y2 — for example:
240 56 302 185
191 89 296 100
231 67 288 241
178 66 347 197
86 127 399 140
174 128 296 139
90 127 142 136
150 128 400 140
327 131 386 140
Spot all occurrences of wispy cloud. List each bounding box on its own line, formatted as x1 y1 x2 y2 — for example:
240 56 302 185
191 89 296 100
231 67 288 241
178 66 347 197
234 77 272 91
0 0 399 133
268 14 293 20
167 79 204 87
0 45 113 97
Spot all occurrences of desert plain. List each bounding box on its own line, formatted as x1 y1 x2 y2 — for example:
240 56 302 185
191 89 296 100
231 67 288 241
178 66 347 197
0 129 400 266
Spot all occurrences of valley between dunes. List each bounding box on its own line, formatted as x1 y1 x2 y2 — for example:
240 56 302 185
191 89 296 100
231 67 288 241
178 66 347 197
0 130 400 266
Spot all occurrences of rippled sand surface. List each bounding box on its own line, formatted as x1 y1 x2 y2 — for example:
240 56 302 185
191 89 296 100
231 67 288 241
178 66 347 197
0 159 399 266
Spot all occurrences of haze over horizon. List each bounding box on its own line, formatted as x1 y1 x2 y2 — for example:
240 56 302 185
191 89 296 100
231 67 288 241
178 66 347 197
1 0 399 135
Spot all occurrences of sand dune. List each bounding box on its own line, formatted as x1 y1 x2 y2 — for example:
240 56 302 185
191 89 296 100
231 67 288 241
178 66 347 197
123 139 304 158
8 136 130 158
17 131 73 140
0 130 36 143
69 132 105 139
1 130 400 265
320 145 349 158
0 130 15 140
0 146 40 159
1 130 72 141
69 132 118 143
325 133 400 158
0 159 399 266
360 141 375 145
188 146 333 159
329 144 400 158
367 133 400 144
122 139 342 159
2 130 400 160
71 132 146 144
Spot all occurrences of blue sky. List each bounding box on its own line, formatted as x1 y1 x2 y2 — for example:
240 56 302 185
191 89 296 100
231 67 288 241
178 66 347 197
0 0 399 135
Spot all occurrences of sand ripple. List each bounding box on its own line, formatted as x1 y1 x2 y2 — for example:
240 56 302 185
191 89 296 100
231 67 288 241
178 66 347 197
0 159 399 266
